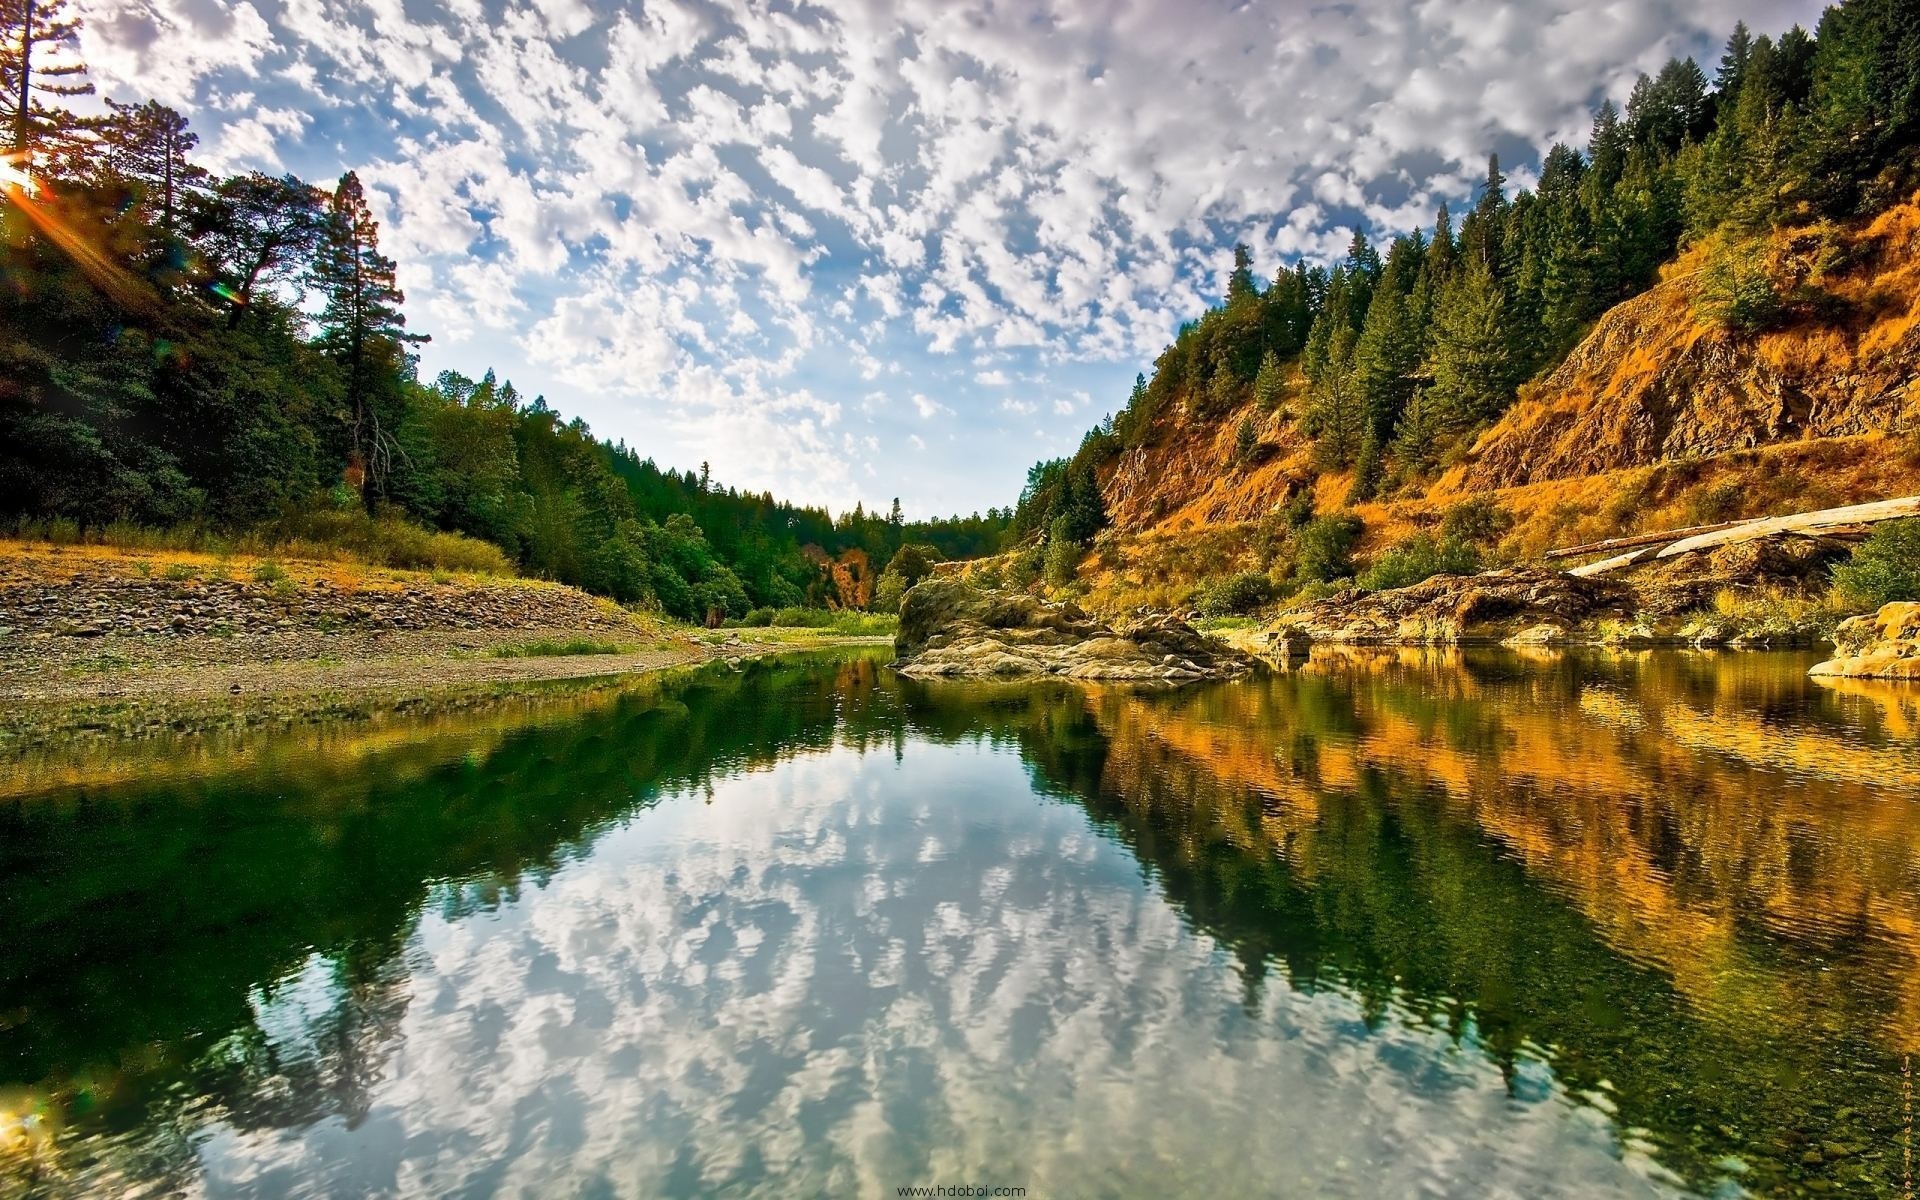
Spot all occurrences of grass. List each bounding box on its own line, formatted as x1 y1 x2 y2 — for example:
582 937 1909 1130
491 638 635 659
727 608 899 636
1678 586 1857 644
9 508 513 576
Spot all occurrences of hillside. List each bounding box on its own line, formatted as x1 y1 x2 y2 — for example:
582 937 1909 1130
1450 202 1920 492
1040 199 1920 612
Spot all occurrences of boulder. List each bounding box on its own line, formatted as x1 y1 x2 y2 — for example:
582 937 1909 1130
1271 568 1637 645
1809 603 1920 680
893 579 1254 681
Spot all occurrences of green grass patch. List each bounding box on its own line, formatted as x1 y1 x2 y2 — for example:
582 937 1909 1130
492 638 634 659
727 608 898 636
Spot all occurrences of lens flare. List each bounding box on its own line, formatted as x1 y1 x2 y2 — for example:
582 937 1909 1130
0 156 37 198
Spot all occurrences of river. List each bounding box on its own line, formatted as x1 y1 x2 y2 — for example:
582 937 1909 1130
2 648 1915 1197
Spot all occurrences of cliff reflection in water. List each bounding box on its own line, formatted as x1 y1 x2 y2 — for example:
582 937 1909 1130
1 647 1914 1197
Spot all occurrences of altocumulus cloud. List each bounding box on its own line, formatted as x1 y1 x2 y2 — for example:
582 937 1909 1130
73 0 1817 514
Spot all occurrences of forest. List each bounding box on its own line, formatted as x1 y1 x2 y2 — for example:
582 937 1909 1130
0 0 1008 620
1013 0 1920 572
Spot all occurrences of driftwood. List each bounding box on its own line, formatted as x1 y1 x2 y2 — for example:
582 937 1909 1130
1545 520 1749 560
1560 496 1920 578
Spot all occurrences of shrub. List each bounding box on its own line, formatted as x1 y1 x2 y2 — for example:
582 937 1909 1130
1232 416 1257 466
1695 236 1785 334
741 607 776 627
1359 534 1480 592
1192 571 1277 616
1833 519 1920 607
1294 512 1363 583
1007 544 1045 589
1044 537 1082 588
1439 498 1511 547
493 638 629 658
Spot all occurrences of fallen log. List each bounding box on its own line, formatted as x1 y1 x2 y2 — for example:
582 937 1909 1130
1652 496 1920 559
1546 519 1750 561
1558 496 1920 575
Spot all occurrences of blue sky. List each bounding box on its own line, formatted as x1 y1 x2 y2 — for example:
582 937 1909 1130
77 0 1820 518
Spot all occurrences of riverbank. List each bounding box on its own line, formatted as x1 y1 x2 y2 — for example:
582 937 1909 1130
0 538 888 745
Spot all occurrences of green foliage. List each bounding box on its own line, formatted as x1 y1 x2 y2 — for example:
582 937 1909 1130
0 22 1013 617
1833 519 1920 606
1044 516 1082 588
1439 498 1513 547
873 542 943 613
1358 534 1481 592
1192 571 1277 616
492 638 630 658
1253 351 1286 412
1695 237 1785 332
1294 513 1364 584
1039 6 1920 512
1232 416 1258 466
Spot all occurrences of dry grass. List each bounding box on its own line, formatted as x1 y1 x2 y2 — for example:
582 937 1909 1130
9 510 514 576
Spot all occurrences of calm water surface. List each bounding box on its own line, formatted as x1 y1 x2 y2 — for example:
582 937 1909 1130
2 648 1917 1198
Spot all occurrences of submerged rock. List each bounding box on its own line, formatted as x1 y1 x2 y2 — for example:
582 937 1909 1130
1271 568 1637 646
892 578 1254 681
1809 603 1920 679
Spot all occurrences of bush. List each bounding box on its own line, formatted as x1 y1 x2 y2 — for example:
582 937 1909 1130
741 607 776 627
1833 519 1920 607
1294 512 1363 583
1232 417 1257 466
493 638 629 658
1192 571 1277 616
1439 498 1511 547
1358 534 1480 592
1044 537 1082 588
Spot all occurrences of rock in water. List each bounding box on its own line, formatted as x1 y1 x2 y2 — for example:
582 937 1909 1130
892 578 1254 681
1810 603 1920 679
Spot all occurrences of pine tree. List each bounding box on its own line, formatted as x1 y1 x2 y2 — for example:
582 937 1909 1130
1227 242 1257 304
98 100 206 233
1390 386 1447 473
1306 324 1364 466
1718 21 1755 95
0 0 91 161
1252 350 1286 413
1427 203 1457 282
1346 424 1383 503
1351 276 1420 445
313 170 425 504
1425 260 1520 429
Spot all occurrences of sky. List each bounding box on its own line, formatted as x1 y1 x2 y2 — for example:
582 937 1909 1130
72 0 1821 518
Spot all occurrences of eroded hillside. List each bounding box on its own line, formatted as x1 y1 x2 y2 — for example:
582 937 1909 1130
1074 199 1920 609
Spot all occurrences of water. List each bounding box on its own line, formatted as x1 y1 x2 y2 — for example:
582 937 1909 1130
2 648 1917 1198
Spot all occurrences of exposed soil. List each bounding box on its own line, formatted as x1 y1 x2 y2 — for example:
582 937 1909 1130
0 541 883 741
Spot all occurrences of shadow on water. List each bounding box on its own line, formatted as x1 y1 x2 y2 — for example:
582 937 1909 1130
1 646 1916 1196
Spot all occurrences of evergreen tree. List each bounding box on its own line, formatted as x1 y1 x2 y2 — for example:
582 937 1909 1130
1351 271 1420 446
98 100 206 234
1306 324 1364 466
313 170 425 504
1227 242 1257 304
1718 21 1756 95
0 0 91 159
1424 260 1520 430
1252 350 1286 412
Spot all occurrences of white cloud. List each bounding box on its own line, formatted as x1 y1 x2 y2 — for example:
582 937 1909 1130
71 0 1821 512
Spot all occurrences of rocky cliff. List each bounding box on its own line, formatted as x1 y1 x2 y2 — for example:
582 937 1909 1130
1072 199 1920 610
1446 203 1920 494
